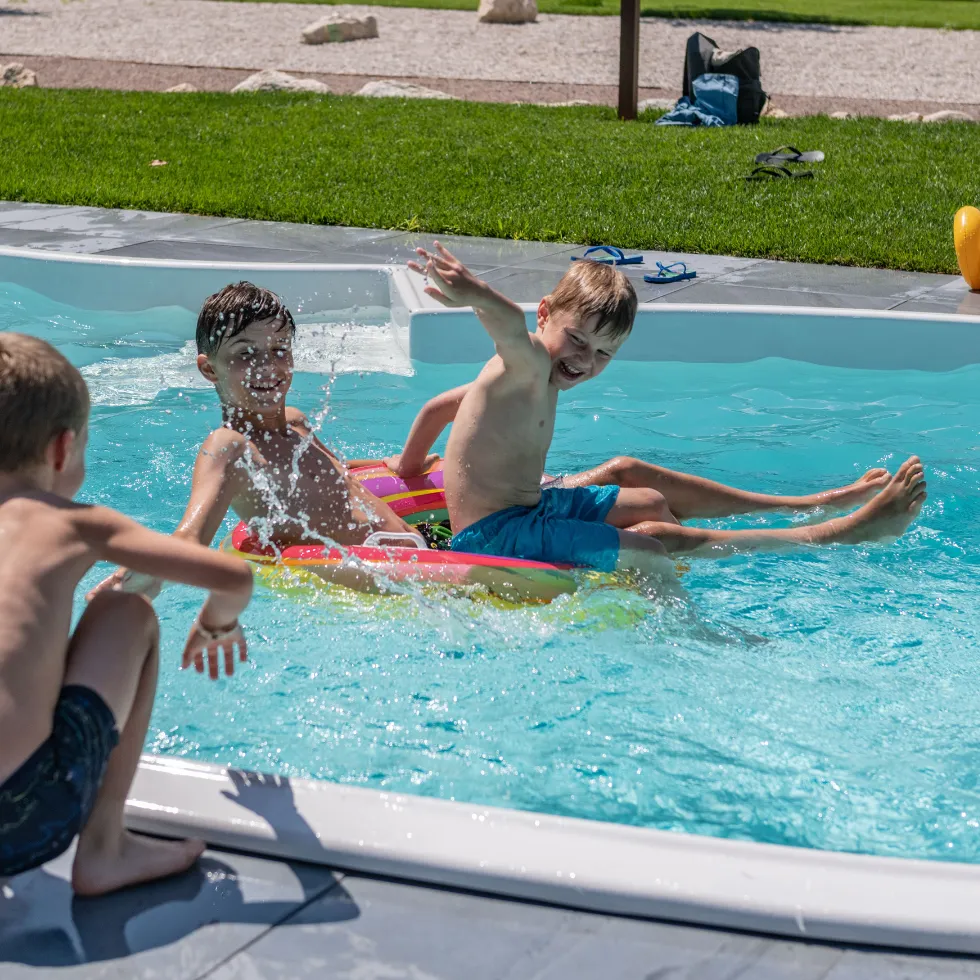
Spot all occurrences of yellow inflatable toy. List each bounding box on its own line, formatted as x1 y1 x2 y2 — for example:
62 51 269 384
954 206 980 291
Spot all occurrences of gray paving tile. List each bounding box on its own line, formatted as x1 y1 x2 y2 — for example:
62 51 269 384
508 246 762 279
7 207 245 240
95 240 325 263
0 228 134 253
716 258 955 301
826 948 980 978
399 232 573 271
207 873 736 980
890 281 980 317
480 267 568 301
655 280 902 310
0 845 341 979
0 204 90 226
183 219 405 254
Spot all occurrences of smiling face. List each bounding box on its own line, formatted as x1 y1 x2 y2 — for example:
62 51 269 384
537 301 628 391
197 318 294 420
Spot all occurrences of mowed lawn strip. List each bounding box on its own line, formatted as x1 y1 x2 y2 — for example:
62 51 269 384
0 88 973 274
207 0 980 31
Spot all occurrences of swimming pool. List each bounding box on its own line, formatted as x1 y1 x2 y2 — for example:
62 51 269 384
5 274 980 870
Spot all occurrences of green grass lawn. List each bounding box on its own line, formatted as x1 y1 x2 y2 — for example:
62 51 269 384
0 88 975 273
223 0 980 30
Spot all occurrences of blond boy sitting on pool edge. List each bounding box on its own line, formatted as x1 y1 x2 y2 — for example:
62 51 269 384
400 244 926 580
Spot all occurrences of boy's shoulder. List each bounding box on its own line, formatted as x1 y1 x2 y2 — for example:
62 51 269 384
200 425 252 461
0 492 111 546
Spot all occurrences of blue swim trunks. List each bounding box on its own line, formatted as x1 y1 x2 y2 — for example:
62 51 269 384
0 685 119 877
452 484 621 571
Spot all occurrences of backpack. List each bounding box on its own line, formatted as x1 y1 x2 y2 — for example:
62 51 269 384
682 31 768 125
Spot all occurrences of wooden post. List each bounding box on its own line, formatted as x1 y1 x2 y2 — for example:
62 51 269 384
618 0 640 120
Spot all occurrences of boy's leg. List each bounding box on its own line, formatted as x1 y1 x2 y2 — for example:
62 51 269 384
621 456 925 559
563 456 890 521
62 591 204 897
604 487 680 528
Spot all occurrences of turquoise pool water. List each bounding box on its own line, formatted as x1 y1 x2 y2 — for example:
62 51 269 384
5 282 980 864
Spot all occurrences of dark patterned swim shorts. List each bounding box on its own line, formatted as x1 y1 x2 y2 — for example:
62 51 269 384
0 685 119 877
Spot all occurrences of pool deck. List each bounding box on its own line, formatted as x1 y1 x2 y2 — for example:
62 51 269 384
1 199 979 316
3 201 980 979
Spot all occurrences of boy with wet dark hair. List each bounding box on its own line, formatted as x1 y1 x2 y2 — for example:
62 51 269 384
94 282 416 597
0 333 253 895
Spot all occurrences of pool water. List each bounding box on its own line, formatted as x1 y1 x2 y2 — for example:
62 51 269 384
5 283 980 864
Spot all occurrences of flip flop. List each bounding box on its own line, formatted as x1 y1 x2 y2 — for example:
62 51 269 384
743 165 815 181
570 245 644 266
643 261 697 284
754 145 825 165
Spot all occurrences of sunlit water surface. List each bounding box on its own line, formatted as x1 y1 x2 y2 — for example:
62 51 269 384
5 282 980 864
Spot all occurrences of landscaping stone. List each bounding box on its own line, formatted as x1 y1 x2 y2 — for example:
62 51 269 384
477 0 537 24
356 79 454 99
164 82 197 92
922 109 974 122
232 70 331 94
887 111 922 121
544 99 592 106
829 110 854 119
302 13 378 45
0 63 38 88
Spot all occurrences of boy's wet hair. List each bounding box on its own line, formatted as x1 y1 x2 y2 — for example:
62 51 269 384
548 261 637 341
0 333 89 471
196 281 296 356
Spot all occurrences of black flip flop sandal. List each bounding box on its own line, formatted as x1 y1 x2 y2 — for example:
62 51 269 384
754 145 825 165
743 165 815 181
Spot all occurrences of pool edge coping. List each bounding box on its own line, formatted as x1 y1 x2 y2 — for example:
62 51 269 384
129 754 980 955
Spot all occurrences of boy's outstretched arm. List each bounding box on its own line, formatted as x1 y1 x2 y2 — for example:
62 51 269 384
385 383 471 478
79 505 254 679
87 429 246 599
409 244 538 373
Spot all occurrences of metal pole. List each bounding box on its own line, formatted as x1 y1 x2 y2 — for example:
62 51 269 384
618 0 640 120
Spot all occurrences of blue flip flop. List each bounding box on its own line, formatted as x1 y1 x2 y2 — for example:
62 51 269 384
570 245 644 266
644 261 697 284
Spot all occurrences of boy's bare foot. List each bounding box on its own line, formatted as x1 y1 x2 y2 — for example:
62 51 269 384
71 830 205 897
809 468 890 510
826 457 926 544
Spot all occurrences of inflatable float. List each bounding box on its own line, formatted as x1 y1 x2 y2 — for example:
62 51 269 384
954 206 980 291
222 460 588 603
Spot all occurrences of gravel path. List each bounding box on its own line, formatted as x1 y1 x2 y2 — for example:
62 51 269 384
2 0 978 102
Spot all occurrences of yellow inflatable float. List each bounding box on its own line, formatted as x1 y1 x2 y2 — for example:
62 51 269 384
954 206 980 290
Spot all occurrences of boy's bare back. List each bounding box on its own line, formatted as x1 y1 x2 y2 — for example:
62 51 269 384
0 494 97 782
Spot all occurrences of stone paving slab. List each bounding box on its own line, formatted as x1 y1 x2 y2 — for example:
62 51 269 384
0 844 342 979
0 201 973 313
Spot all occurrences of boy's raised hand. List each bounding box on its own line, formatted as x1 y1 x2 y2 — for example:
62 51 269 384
182 615 247 681
408 243 484 307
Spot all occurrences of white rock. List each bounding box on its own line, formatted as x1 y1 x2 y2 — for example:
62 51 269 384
0 63 37 88
922 109 975 123
638 97 675 112
302 13 378 44
829 110 854 120
164 82 197 93
764 107 790 118
232 70 331 94
356 79 455 100
478 0 537 24
543 99 592 107
887 111 922 122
